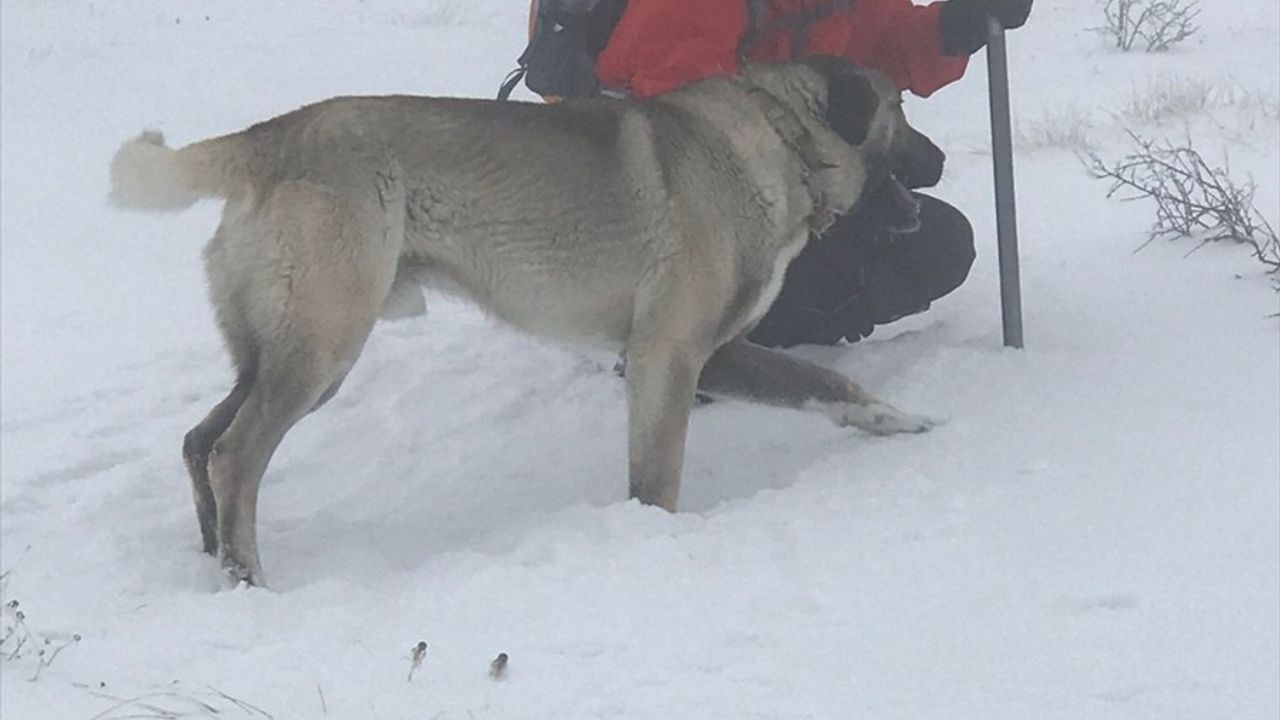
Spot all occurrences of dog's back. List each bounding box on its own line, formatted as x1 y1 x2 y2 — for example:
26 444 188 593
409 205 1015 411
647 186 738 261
112 89 824 348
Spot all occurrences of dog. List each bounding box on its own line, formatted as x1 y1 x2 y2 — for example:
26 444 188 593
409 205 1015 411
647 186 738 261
110 57 935 587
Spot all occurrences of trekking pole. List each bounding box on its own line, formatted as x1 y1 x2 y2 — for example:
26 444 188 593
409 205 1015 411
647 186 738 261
985 16 1024 349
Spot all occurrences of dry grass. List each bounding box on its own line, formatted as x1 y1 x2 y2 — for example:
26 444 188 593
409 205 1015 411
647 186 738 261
87 684 273 720
1119 75 1214 125
1016 103 1098 152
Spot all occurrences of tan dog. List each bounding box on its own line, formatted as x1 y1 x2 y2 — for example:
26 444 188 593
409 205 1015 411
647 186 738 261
110 58 934 586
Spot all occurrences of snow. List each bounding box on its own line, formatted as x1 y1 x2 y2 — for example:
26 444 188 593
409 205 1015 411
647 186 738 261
2 1 1277 717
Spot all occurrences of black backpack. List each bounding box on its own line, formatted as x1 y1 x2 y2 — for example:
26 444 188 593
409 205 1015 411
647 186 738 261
498 0 629 100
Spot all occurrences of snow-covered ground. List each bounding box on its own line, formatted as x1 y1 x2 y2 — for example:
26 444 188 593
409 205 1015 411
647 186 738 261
2 1 1277 717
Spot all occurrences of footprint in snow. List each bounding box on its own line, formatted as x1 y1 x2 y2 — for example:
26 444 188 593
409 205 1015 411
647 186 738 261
25 448 150 487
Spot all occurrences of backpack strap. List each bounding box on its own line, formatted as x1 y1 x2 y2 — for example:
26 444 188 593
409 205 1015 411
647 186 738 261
497 66 528 101
739 0 854 60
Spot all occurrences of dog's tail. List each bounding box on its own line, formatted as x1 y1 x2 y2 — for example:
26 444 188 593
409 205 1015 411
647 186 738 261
109 130 257 212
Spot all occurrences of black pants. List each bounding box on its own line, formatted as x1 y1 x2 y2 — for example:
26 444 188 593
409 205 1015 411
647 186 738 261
748 193 976 348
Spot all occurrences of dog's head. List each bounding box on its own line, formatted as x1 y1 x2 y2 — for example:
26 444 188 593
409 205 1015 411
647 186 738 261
744 57 943 234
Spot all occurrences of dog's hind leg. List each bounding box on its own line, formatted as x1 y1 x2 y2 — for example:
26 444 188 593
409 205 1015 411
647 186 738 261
183 224 264 557
698 337 935 435
202 179 403 586
206 354 345 586
183 371 254 555
205 287 388 587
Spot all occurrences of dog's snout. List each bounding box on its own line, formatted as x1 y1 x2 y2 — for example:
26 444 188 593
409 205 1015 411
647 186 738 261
895 127 945 190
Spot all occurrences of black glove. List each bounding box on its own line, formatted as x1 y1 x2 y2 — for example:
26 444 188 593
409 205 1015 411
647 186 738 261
939 0 1033 56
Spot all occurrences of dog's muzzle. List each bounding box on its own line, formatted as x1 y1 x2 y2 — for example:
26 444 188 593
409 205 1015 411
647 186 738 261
894 127 946 190
882 173 922 234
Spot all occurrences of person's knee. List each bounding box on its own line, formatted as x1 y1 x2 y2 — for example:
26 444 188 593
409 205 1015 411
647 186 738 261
917 195 975 296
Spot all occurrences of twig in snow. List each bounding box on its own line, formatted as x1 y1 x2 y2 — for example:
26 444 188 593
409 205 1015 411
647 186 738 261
3 601 31 660
408 640 428 682
3 597 84 681
88 691 219 719
1092 0 1200 52
489 652 509 680
29 632 82 681
206 685 273 718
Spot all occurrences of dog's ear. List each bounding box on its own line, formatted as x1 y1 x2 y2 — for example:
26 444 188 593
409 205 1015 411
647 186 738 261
804 56 881 146
825 71 879 146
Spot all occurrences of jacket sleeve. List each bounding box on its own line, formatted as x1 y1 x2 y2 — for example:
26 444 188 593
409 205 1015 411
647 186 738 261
845 0 968 98
595 0 749 97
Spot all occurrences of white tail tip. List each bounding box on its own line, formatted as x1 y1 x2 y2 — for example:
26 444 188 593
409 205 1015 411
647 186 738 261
109 130 200 211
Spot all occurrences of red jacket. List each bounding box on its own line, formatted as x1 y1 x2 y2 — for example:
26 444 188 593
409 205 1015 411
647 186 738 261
595 0 968 99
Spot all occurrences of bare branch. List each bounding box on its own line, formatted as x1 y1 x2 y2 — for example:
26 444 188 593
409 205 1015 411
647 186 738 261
1085 131 1280 288
1092 0 1200 52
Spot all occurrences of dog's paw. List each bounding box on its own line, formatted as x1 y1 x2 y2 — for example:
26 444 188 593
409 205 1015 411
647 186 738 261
826 401 938 435
218 551 266 589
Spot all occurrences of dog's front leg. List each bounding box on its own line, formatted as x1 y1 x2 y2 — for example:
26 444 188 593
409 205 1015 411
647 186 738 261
699 337 935 435
624 336 709 512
